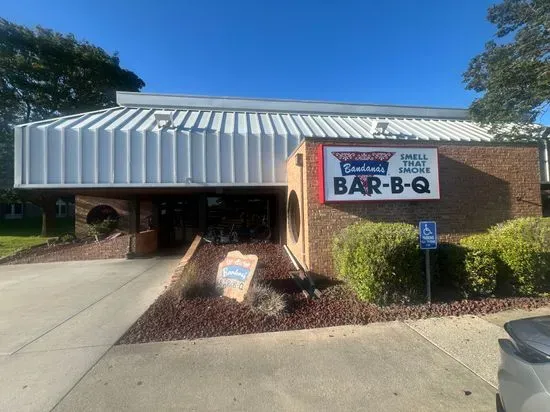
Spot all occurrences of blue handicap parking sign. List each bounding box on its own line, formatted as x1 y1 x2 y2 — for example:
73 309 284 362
419 221 437 250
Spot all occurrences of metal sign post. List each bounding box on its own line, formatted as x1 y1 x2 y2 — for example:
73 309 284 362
419 221 437 304
425 249 431 303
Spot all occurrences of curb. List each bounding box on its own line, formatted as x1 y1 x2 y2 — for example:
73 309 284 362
167 235 203 287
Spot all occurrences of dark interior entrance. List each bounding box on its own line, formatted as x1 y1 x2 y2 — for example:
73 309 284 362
154 191 282 249
157 196 199 248
205 195 275 243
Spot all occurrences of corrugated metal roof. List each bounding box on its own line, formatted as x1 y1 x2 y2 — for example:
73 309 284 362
14 92 543 188
18 106 497 141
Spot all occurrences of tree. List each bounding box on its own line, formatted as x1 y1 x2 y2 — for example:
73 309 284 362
463 0 550 139
0 18 145 235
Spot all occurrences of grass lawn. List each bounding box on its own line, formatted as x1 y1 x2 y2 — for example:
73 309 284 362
0 217 74 258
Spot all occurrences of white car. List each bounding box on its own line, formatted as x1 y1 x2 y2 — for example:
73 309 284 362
498 316 550 412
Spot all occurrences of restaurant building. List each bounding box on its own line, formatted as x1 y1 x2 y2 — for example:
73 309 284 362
13 92 546 276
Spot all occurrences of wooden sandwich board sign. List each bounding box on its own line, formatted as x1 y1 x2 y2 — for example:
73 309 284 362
216 251 259 302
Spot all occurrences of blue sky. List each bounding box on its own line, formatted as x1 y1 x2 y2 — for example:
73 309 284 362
4 0 496 109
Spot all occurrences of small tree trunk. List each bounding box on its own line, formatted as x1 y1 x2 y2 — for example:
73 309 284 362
41 200 57 237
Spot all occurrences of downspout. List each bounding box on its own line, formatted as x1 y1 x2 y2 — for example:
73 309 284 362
297 153 307 269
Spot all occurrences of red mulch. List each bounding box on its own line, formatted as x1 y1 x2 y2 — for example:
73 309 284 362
118 243 550 344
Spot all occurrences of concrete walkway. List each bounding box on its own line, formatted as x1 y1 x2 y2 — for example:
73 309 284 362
52 308 550 412
0 257 179 412
54 323 496 411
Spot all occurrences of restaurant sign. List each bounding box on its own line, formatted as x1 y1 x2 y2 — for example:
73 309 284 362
318 145 440 202
216 250 259 302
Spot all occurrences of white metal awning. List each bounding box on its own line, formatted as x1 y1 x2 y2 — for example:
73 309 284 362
13 91 544 188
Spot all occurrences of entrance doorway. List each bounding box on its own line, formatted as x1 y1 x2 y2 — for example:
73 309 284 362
157 196 199 249
205 194 275 243
154 190 282 249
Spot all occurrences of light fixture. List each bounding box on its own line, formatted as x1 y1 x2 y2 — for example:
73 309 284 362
154 111 173 128
371 120 390 135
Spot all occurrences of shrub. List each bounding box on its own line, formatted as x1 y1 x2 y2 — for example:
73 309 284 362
87 217 118 240
458 218 550 297
245 283 287 316
58 233 76 244
491 217 550 251
332 221 421 305
434 243 467 289
171 263 218 300
489 218 550 295
460 234 499 297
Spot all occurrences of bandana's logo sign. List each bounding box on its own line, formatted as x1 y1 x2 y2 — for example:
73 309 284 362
332 151 395 196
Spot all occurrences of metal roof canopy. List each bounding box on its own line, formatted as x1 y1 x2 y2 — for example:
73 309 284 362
116 92 470 120
13 91 549 188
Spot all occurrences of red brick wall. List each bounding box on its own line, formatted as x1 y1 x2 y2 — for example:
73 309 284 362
75 195 130 237
139 200 153 231
135 230 158 255
287 139 542 277
75 196 153 237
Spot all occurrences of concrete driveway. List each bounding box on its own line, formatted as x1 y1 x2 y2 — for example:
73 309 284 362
0 257 179 412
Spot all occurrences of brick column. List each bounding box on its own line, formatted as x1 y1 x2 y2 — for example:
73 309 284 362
127 197 140 258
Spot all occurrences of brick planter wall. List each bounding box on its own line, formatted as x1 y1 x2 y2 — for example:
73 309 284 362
287 139 542 277
136 230 158 255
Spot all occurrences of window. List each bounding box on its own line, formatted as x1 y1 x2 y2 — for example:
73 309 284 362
86 205 120 224
288 191 300 242
5 203 23 219
56 199 67 218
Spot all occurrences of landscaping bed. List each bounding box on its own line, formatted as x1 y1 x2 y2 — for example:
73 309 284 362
118 242 550 344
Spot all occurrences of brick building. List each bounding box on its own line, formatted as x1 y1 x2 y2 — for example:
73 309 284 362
13 92 546 275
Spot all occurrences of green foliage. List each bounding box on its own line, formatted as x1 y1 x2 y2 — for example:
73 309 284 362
0 17 145 192
463 0 550 139
332 222 421 305
489 218 550 295
460 234 499 297
49 232 77 246
171 262 218 300
0 216 74 236
87 217 118 239
0 235 46 258
434 243 467 289
492 217 550 251
459 218 550 297
0 216 74 258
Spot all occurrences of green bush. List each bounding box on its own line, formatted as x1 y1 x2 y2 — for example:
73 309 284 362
489 218 550 295
87 217 118 240
460 234 499 297
459 218 550 297
492 217 550 251
434 243 467 289
170 262 219 300
333 222 421 305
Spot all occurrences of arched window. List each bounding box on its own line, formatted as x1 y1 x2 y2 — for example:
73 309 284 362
86 205 120 224
287 190 300 242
